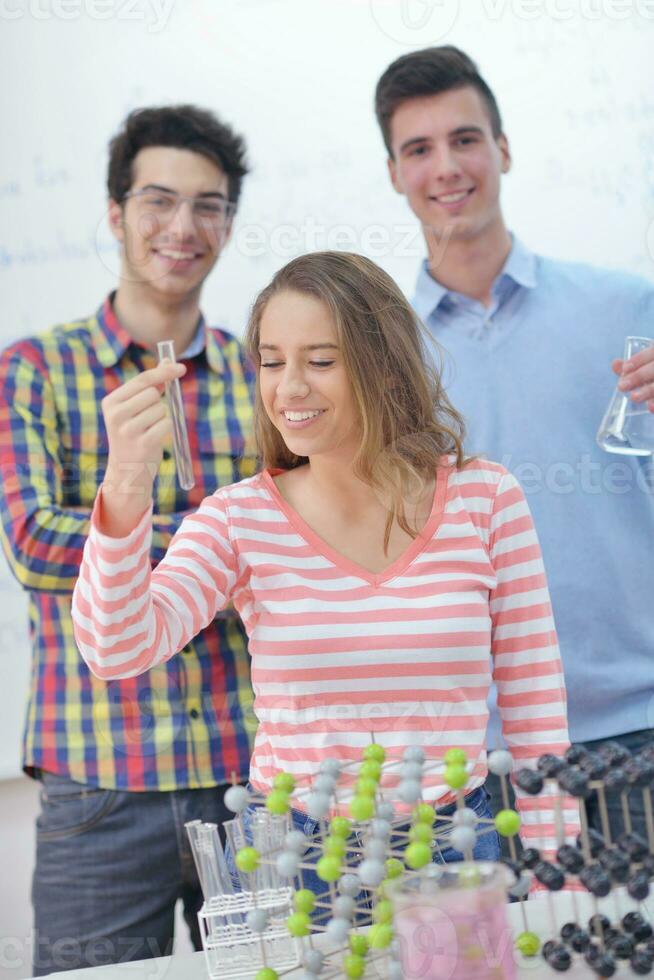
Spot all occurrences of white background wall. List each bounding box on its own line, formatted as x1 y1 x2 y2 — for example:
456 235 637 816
1 1 653 977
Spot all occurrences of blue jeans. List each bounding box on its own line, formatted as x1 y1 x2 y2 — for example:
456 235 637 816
225 786 499 899
31 769 236 976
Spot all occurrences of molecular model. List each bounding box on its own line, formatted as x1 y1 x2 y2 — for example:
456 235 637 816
185 739 654 979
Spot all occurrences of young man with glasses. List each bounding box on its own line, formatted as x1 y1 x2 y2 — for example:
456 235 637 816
0 105 257 975
375 47 654 848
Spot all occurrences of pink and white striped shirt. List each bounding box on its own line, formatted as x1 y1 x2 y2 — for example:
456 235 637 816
72 458 577 854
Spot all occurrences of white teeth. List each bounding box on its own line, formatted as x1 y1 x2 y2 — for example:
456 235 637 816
284 410 322 422
158 249 198 260
437 190 470 203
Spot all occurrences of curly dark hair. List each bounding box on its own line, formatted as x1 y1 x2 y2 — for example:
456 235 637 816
107 104 249 206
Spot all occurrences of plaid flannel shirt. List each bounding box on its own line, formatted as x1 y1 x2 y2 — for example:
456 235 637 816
0 296 258 790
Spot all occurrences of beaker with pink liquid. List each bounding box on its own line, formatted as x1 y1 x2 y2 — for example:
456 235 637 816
391 862 516 980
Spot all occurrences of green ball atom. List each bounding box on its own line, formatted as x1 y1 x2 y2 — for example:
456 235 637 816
343 953 366 978
369 922 394 949
254 969 279 980
363 743 386 764
265 789 290 815
373 899 393 923
412 802 435 825
350 794 375 821
329 815 352 839
494 808 521 837
444 764 468 790
235 846 260 873
356 776 378 798
349 933 369 956
409 822 432 844
359 759 382 781
515 931 540 957
272 771 295 793
286 911 311 937
404 841 431 869
323 835 346 858
316 854 342 882
385 857 404 879
293 888 316 914
444 747 468 766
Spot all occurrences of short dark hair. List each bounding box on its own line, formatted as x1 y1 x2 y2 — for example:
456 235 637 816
107 104 249 206
375 46 503 157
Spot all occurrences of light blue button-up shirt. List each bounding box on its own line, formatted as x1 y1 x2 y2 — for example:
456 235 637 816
413 237 654 744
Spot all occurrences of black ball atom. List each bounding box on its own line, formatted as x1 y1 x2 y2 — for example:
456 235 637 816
534 860 565 891
589 913 611 936
515 767 544 795
537 753 566 777
631 950 654 976
570 928 591 953
545 944 572 972
627 869 651 902
557 843 584 873
622 911 645 933
521 847 541 869
603 767 628 793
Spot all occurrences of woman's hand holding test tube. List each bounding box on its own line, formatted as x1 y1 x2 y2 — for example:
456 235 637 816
99 361 186 538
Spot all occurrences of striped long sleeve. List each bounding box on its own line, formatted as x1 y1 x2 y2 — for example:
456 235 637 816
72 460 578 855
73 489 238 680
484 470 579 855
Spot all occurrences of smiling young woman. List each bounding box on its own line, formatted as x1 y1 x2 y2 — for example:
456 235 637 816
72 251 575 865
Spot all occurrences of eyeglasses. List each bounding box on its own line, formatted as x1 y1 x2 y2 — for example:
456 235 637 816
122 188 236 225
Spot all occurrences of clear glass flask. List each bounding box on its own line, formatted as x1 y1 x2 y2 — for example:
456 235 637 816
596 336 654 457
156 340 195 490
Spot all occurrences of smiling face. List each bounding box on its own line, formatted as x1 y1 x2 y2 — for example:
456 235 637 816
257 290 361 465
388 86 510 244
108 145 230 301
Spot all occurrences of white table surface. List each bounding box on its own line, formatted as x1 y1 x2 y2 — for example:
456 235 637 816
34 891 653 979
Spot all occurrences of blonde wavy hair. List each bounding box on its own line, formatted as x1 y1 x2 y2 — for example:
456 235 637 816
245 251 467 551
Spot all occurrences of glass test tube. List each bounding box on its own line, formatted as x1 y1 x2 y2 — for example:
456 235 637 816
156 340 195 491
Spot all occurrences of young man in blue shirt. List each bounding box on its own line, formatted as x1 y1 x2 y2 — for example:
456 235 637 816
375 46 654 847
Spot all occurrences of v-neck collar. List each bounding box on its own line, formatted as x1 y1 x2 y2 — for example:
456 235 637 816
261 463 451 588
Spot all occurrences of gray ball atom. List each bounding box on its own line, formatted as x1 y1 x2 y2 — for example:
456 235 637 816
319 758 342 776
306 791 331 820
450 826 477 854
332 895 356 919
397 779 422 804
299 973 318 980
245 907 268 933
312 773 336 795
403 746 426 764
376 802 395 822
223 784 250 813
452 807 477 828
284 829 309 855
400 761 424 782
275 850 300 878
357 858 386 888
364 838 388 861
325 916 350 943
487 749 513 776
370 818 392 840
339 873 359 897
303 949 325 973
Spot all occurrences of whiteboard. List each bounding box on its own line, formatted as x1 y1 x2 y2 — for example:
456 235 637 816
0 0 653 779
